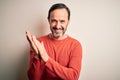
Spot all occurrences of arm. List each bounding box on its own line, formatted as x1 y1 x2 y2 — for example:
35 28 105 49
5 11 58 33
45 43 82 80
26 31 48 80
27 49 45 80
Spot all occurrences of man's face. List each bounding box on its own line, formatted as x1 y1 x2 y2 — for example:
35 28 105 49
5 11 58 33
48 8 70 38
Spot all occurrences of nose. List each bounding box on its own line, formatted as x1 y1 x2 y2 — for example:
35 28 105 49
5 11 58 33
56 22 61 29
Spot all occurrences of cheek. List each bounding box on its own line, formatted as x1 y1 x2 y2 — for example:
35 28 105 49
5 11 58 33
50 22 56 27
63 23 68 28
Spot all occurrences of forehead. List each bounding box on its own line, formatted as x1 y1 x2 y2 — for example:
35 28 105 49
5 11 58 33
50 8 68 19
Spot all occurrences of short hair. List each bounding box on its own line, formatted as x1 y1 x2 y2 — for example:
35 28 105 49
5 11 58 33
48 3 70 20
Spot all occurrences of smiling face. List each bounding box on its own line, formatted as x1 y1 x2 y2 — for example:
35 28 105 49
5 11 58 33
48 8 70 39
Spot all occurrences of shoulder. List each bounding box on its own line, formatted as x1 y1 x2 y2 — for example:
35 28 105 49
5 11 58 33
68 36 81 45
67 36 82 49
67 36 82 57
37 34 50 41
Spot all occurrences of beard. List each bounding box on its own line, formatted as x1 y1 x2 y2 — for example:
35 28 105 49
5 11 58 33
51 26 66 38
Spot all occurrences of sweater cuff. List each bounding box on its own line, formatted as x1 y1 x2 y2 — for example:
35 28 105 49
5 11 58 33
45 57 53 67
32 56 40 64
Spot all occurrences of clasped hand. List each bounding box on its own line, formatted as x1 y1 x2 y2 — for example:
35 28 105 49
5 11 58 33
26 31 49 62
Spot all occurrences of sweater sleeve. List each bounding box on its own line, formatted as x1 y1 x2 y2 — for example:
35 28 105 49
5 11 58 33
27 49 45 80
45 43 82 80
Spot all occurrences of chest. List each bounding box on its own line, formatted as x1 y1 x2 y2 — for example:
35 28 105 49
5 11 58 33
45 43 72 67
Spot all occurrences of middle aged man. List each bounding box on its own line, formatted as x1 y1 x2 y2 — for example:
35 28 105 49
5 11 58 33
26 3 82 80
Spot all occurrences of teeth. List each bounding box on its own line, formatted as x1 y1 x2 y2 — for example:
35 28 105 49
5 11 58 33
53 27 64 30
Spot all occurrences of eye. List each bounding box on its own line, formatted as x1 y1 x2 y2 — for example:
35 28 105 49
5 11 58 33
51 19 57 23
60 20 65 23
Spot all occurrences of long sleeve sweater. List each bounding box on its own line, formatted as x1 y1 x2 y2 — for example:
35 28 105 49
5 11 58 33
27 34 82 80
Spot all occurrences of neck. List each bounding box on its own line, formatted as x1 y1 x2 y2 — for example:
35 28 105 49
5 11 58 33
49 33 67 40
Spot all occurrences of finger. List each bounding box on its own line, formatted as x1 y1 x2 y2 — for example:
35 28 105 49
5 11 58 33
32 36 42 52
41 41 44 49
26 31 35 47
41 41 45 48
32 36 40 48
39 41 45 55
31 35 39 54
26 32 34 48
41 41 43 46
32 35 39 47
26 31 38 54
26 31 32 44
41 42 46 54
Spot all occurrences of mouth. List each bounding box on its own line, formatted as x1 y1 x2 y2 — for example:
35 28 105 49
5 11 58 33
53 29 62 33
52 27 64 30
52 27 64 34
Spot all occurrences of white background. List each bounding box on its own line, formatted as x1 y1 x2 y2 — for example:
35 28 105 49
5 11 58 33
0 0 120 80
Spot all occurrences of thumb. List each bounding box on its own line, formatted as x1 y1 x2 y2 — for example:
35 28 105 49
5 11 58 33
41 41 44 46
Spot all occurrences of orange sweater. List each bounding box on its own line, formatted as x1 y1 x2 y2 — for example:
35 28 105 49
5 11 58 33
27 34 82 80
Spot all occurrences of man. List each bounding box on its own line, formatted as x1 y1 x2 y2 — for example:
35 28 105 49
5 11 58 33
26 3 82 80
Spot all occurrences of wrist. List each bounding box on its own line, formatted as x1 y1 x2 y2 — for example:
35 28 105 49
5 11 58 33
44 56 49 62
34 53 40 59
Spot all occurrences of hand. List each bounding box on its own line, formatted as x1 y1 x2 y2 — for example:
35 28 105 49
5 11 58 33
32 36 49 62
26 31 49 62
26 31 39 54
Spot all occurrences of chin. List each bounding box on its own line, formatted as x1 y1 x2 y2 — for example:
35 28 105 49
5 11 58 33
53 32 63 38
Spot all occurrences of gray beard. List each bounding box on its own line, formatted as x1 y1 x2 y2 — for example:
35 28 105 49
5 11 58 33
52 31 65 38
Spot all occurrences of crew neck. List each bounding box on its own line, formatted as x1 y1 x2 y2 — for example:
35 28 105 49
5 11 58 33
48 33 70 42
